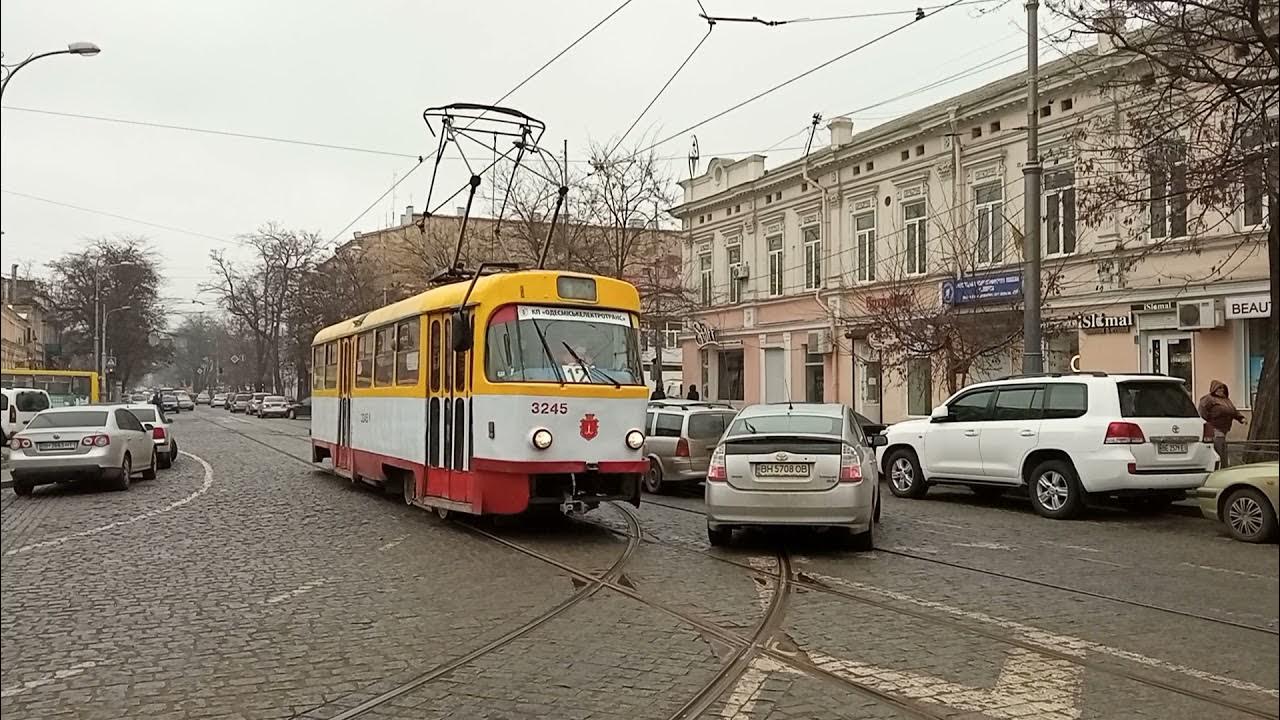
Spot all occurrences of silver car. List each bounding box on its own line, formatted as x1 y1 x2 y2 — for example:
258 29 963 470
8 405 159 495
122 404 179 469
258 395 288 418
176 391 195 411
704 403 886 549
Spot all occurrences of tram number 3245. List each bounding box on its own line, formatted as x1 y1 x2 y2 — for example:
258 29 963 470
531 402 569 415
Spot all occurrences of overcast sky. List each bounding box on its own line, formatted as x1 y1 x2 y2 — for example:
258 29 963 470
1 0 1083 312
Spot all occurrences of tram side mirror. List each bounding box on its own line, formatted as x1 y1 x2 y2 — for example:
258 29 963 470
451 311 473 353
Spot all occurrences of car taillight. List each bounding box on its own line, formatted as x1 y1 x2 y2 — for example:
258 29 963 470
1104 421 1145 444
81 435 110 447
152 426 167 440
839 443 863 483
1201 422 1213 444
11 437 31 449
675 437 690 457
707 445 726 482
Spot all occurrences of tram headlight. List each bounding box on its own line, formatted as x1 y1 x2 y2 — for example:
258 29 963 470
531 428 553 450
625 429 645 450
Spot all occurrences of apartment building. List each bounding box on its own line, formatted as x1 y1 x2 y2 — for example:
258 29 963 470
670 42 1272 430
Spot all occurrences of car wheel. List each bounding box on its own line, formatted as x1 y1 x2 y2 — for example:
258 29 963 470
886 450 928 498
111 455 132 491
1223 487 1277 543
141 450 158 480
158 448 173 469
707 523 732 547
849 522 874 551
12 477 34 497
1027 459 1083 519
642 463 664 494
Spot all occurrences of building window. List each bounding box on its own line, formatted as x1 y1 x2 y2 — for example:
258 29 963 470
855 212 876 282
1149 142 1187 240
767 234 784 297
699 348 709 398
1245 317 1268 407
904 201 927 275
1040 105 1052 118
719 349 745 401
865 161 874 172
907 356 932 416
862 360 881 405
901 149 911 161
765 194 772 205
699 252 713 306
972 127 982 139
803 225 823 290
1045 168 1077 255
990 121 1001 133
801 182 809 192
915 144 925 156
1242 119 1276 227
1060 98 1073 112
727 242 743 304
853 165 861 176
662 322 681 349
805 347 824 402
975 182 1004 264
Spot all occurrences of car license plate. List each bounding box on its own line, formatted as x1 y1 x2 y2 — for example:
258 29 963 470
1157 442 1187 454
39 441 78 451
755 462 810 477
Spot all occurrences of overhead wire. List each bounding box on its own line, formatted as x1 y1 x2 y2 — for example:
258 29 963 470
0 188 241 247
607 19 716 157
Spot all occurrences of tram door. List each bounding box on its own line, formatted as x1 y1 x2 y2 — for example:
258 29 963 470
335 336 355 474
425 312 472 503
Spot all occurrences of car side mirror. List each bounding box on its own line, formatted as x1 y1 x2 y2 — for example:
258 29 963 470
143 423 154 431
863 423 886 436
868 434 888 448
929 405 951 423
451 310 472 352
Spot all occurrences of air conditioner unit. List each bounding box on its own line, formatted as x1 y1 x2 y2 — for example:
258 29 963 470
1176 299 1220 330
732 263 750 279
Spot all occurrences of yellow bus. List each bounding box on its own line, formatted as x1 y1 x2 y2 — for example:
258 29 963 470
1 368 101 406
310 269 648 518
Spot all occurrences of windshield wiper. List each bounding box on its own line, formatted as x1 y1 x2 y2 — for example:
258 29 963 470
530 319 565 386
562 341 620 388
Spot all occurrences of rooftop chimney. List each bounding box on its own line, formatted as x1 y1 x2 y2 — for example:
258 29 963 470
399 205 415 225
456 206 465 217
828 117 854 149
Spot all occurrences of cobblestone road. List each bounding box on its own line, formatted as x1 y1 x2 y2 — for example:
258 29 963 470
2 410 1276 719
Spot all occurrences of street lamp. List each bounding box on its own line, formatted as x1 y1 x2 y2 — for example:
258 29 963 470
94 260 139 383
101 304 132 400
0 42 101 100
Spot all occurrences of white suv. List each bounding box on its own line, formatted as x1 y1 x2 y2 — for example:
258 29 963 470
880 373 1217 519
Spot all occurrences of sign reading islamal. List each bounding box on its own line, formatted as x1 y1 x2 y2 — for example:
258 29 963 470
940 271 1023 306
1077 312 1134 333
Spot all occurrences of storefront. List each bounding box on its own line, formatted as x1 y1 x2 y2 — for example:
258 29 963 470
1226 292 1271 409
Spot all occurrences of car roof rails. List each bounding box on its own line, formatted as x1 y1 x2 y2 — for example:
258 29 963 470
649 399 733 410
995 371 1109 381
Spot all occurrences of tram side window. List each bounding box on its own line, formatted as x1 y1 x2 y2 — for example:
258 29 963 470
323 343 338 389
374 326 394 386
312 347 323 390
356 332 373 388
430 320 441 392
455 313 468 391
396 319 420 386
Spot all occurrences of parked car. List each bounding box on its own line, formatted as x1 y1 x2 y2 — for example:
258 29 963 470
285 397 311 420
131 392 151 403
195 391 210 405
210 393 228 408
229 394 251 413
160 393 181 413
704 403 885 549
1194 461 1279 543
258 395 289 418
880 373 1217 520
8 405 158 495
642 400 738 493
246 392 267 416
176 391 195 411
1 387 51 444
123 404 179 469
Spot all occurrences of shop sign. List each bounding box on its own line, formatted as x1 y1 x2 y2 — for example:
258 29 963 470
941 271 1022 306
865 293 911 311
1225 294 1271 319
1077 311 1133 333
688 320 719 347
1130 300 1174 312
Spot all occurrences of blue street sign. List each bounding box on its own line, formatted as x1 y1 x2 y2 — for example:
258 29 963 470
941 270 1023 306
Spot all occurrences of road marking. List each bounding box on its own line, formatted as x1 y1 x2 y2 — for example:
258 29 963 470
1073 557 1129 568
0 660 102 698
4 451 215 557
264 578 328 605
951 541 1013 550
377 535 409 551
1181 562 1278 582
807 571 1279 698
717 655 791 718
903 518 968 530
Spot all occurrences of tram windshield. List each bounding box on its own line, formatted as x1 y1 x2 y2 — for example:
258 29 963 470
485 305 643 386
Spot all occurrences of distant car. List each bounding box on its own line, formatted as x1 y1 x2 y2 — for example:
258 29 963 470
195 391 210 405
642 400 738 493
160 393 180 413
258 395 289 418
229 394 251 413
246 393 267 416
210 393 228 408
123 404 179 469
1194 461 1279 543
8 405 159 495
130 392 151 403
176 391 195 411
2 387 51 444
704 403 885 549
285 397 311 420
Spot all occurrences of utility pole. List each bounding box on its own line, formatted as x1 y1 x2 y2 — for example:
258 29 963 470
1021 0 1043 374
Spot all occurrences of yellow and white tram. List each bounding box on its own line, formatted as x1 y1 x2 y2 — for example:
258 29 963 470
309 270 649 516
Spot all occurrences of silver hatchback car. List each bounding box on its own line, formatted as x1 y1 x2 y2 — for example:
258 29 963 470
8 405 159 495
705 403 886 549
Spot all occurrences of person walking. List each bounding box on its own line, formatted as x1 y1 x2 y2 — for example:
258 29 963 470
1198 380 1245 467
687 384 700 401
